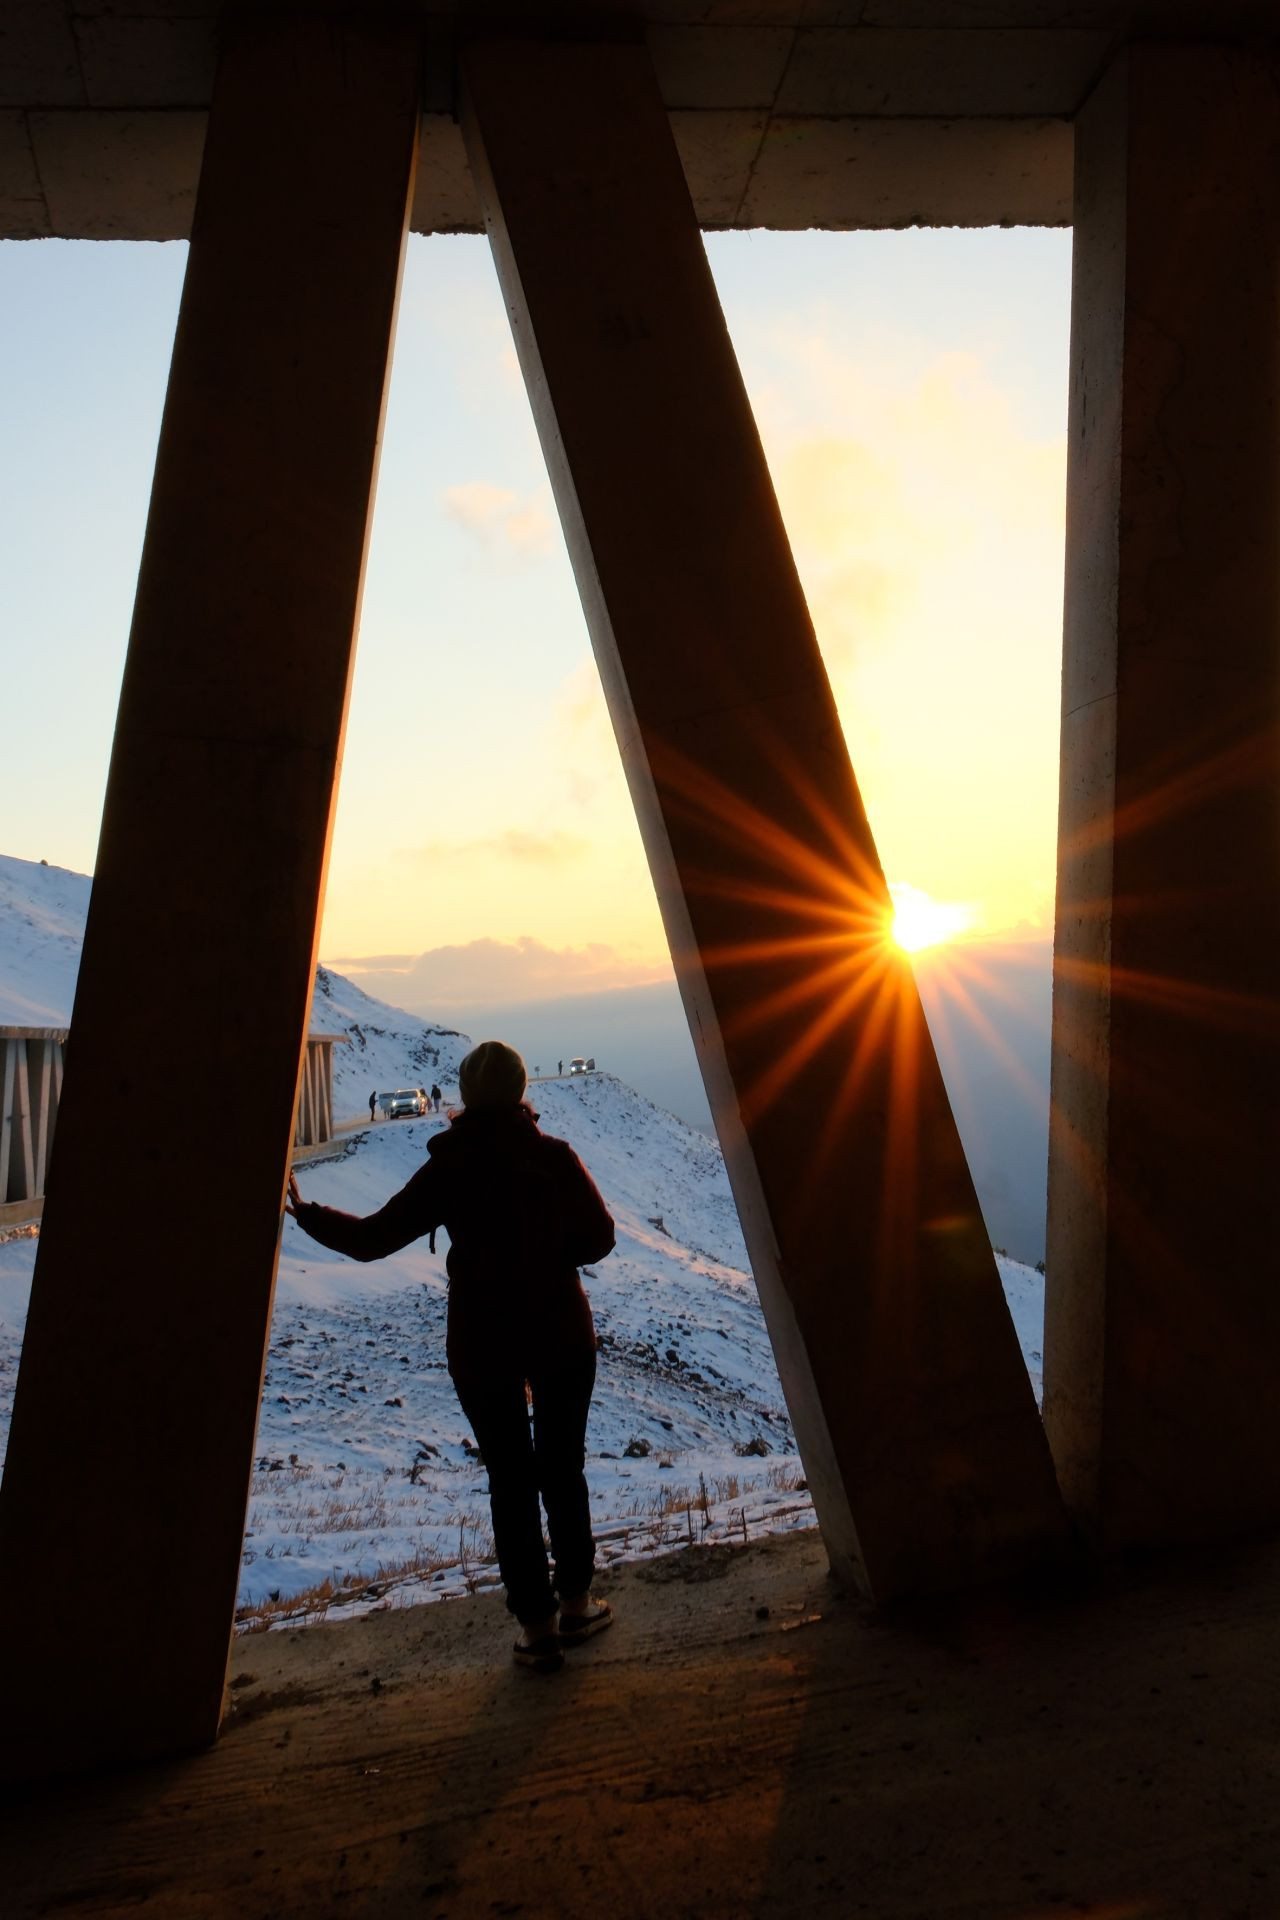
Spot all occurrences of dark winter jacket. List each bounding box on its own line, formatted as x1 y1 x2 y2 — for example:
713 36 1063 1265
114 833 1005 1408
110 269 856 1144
291 1104 615 1384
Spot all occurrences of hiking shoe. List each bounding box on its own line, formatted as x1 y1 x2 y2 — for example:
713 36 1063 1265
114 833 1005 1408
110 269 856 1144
558 1599 613 1646
513 1633 564 1674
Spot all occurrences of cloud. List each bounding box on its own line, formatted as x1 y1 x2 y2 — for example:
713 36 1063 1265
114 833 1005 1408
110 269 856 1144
440 480 554 556
763 348 1065 679
736 331 1067 935
549 655 627 816
498 828 585 865
326 952 418 973
401 827 588 868
325 935 669 1010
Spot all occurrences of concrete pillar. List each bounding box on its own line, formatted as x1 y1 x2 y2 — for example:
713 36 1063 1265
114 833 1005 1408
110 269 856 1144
1044 45 1280 1548
0 13 420 1777
462 37 1069 1604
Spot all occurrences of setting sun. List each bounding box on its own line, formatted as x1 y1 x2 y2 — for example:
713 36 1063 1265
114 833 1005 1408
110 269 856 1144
888 882 977 954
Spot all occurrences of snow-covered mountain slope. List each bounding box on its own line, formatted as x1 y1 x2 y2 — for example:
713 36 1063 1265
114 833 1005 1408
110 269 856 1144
311 962 468 1113
0 855 90 1025
248 1071 807 1613
0 853 465 1110
0 1066 811 1616
0 852 812 1609
0 852 1048 1624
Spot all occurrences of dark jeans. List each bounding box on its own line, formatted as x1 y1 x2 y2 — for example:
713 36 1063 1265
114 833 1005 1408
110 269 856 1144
453 1352 597 1626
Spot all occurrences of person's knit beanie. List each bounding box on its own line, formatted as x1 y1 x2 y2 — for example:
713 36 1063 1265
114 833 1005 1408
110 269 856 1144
458 1040 527 1109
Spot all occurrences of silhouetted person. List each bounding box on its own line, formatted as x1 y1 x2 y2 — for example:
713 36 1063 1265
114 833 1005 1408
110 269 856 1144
288 1040 615 1673
558 1060 563 1077
430 1083 442 1113
368 1089 377 1123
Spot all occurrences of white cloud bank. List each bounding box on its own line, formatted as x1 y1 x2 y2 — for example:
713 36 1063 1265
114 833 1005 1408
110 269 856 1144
324 935 670 1011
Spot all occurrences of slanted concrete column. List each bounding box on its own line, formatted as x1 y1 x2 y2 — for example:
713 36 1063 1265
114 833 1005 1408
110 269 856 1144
0 13 420 1777
1045 45 1280 1547
462 37 1068 1604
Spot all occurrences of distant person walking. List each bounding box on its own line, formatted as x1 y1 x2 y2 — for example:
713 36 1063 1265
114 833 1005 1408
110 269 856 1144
558 1060 563 1078
430 1083 442 1114
288 1040 615 1673
368 1089 378 1123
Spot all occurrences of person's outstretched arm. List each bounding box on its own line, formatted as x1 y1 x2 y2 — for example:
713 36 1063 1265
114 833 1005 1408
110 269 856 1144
555 1146 616 1267
286 1161 441 1263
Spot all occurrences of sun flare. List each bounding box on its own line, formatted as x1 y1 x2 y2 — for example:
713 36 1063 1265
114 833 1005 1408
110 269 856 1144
888 882 977 955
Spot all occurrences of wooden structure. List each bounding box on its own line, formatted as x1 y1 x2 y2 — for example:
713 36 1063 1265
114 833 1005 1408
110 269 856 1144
0 1029 342 1228
0 1028 66 1227
294 1033 345 1152
0 2 1277 1781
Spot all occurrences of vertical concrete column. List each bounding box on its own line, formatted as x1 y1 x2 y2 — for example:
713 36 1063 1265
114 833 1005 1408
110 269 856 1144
1045 46 1280 1547
462 38 1068 1604
0 13 421 1777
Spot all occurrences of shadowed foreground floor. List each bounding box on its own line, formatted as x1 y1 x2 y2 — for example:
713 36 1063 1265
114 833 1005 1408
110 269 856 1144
6 1527 1279 1917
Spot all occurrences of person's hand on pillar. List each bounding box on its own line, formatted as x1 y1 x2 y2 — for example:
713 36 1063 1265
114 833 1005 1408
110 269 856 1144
284 1172 303 1219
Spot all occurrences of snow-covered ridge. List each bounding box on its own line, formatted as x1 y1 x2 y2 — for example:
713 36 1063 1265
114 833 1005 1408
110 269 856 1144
311 961 470 1115
0 852 467 1110
0 853 812 1614
237 1073 806 1620
0 1064 808 1619
0 851 1047 1626
0 855 89 1026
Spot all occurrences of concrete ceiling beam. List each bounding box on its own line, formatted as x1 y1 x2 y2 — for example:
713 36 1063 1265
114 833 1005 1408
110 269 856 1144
27 108 206 240
70 10 218 111
12 101 1074 242
853 0 1278 21
647 25 796 106
0 0 84 109
13 9 1241 241
775 28 1114 116
740 115 1073 228
0 111 48 237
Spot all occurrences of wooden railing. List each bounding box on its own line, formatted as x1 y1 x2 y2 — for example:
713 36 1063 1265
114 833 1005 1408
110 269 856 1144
0 1028 346 1225
0 1027 67 1225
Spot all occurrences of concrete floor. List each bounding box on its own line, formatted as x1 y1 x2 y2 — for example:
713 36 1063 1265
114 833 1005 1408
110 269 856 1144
6 1527 1279 1918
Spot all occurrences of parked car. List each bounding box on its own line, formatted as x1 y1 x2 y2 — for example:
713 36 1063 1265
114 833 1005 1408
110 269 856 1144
382 1088 427 1118
568 1057 596 1075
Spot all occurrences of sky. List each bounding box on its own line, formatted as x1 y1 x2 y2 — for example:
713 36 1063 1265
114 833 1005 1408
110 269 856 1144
0 226 1071 1001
